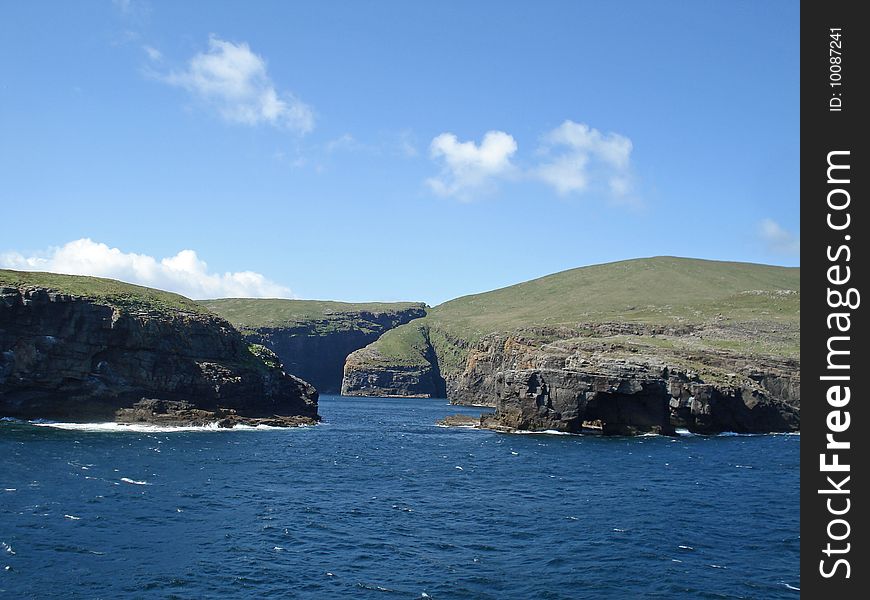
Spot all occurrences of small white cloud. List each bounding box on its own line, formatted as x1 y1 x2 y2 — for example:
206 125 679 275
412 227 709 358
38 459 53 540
759 219 799 256
535 120 635 199
143 45 162 62
0 239 294 299
426 131 517 200
158 35 314 133
112 0 150 22
396 130 418 158
325 134 362 153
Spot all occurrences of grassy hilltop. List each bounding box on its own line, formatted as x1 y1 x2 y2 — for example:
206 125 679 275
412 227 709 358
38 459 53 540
202 298 428 392
0 269 208 315
349 257 801 377
200 299 427 335
428 256 799 334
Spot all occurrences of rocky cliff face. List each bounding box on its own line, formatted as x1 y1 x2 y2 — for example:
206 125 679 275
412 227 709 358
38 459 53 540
344 322 800 435
341 324 445 398
245 308 426 393
469 330 800 435
340 360 444 398
202 301 427 394
0 285 318 426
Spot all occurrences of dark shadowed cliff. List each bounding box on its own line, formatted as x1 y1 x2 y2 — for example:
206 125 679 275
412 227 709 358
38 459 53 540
342 257 800 435
0 270 318 426
201 299 427 393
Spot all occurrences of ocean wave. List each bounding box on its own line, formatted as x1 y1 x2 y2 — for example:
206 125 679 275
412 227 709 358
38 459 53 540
120 478 150 486
511 429 582 436
28 421 311 433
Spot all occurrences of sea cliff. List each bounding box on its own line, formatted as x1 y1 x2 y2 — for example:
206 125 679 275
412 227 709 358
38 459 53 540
202 299 426 393
342 257 801 435
0 271 318 426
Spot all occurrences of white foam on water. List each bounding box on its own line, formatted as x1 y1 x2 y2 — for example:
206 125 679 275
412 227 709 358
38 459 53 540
677 545 694 551
511 429 581 436
783 583 800 591
29 421 312 433
64 514 81 520
1 542 14 555
120 478 150 486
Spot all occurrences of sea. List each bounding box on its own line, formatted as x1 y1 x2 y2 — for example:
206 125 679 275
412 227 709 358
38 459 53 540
1 395 799 599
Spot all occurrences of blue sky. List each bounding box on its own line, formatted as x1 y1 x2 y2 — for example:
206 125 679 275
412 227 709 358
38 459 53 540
0 1 799 304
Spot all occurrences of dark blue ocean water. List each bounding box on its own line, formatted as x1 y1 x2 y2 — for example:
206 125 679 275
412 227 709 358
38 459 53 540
1 395 799 599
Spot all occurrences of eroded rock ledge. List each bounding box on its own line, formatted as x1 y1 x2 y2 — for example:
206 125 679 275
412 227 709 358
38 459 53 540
443 332 799 436
0 285 318 427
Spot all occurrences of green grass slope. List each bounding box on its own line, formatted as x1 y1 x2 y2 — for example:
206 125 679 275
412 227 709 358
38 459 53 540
354 257 801 376
428 256 799 336
200 299 428 335
0 269 208 315
349 320 434 368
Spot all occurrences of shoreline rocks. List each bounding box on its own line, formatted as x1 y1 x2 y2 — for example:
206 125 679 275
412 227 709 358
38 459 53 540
351 325 800 436
115 398 319 428
435 414 480 428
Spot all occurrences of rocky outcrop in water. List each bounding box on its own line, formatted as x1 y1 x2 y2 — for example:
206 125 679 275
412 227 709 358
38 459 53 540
341 351 445 398
341 322 446 398
463 329 799 435
345 324 800 435
0 285 318 426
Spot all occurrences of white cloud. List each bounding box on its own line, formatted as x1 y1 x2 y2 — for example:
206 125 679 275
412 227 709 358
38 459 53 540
112 0 148 17
535 120 634 199
397 130 419 157
424 121 638 203
325 133 363 153
143 45 162 62
759 219 800 256
159 35 314 133
0 239 294 300
426 131 517 199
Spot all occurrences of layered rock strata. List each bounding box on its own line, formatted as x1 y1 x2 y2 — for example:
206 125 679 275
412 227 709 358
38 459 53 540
456 329 799 435
0 285 318 426
341 323 446 398
203 301 427 393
